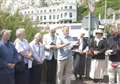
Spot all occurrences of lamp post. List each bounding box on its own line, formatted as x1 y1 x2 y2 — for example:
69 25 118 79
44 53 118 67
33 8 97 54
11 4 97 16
83 0 95 78
87 0 95 39
104 0 107 24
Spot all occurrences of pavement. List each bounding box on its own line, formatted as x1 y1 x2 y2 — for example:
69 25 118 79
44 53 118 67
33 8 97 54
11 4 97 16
71 79 108 84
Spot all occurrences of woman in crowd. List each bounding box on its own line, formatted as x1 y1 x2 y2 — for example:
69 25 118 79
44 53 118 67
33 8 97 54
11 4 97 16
89 29 107 83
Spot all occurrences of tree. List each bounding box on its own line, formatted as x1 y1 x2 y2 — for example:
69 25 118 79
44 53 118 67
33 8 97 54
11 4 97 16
0 10 38 41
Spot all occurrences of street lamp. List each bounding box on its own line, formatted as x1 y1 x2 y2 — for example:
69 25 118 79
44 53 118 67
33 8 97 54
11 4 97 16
104 0 107 25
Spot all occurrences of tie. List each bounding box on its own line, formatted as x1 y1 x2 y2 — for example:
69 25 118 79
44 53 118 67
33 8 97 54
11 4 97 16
52 36 56 60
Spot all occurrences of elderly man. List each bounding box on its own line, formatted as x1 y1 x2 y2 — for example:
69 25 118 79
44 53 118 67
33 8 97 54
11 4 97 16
14 28 32 84
106 28 120 84
0 29 18 84
30 33 45 84
43 28 58 84
56 26 75 84
73 31 89 80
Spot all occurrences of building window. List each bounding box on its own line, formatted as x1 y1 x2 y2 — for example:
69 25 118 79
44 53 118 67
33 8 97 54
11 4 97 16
31 11 33 14
57 9 60 11
41 10 42 13
44 10 46 13
57 15 59 19
24 11 26 14
69 6 72 9
37 16 39 21
69 13 72 18
49 15 51 19
64 12 67 17
37 11 39 13
61 13 63 18
61 7 63 10
28 11 30 14
49 9 51 12
65 6 67 9
53 9 55 12
53 15 55 19
40 16 42 20
44 16 46 20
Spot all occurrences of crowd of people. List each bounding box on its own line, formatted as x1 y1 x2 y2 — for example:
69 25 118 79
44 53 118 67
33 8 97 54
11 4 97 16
0 26 120 84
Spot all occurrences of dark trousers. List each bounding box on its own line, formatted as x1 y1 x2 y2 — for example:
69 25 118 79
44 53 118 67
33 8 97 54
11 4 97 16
0 69 15 84
46 58 57 84
73 52 91 79
30 62 43 84
15 64 29 84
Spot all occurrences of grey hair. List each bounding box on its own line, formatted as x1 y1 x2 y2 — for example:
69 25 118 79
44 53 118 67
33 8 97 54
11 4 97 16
1 29 11 36
34 33 41 40
16 28 25 37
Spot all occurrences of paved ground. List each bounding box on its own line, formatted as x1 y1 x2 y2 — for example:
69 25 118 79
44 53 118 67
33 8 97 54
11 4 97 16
71 79 108 84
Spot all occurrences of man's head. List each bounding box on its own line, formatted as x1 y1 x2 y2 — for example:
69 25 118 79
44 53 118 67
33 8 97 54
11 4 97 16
1 29 11 42
79 32 85 38
62 26 69 37
16 28 26 39
49 28 56 36
111 28 119 37
34 33 42 42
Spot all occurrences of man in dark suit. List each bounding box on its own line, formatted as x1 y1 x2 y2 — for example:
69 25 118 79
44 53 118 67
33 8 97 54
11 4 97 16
73 32 89 80
0 29 18 84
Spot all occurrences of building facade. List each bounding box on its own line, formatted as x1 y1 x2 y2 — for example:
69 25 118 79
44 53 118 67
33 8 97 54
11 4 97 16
19 2 77 24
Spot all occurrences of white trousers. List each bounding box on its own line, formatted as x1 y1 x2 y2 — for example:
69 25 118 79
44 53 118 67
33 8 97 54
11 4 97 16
90 59 107 79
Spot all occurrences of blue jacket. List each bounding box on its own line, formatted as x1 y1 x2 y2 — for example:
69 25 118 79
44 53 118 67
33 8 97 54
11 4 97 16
0 40 19 69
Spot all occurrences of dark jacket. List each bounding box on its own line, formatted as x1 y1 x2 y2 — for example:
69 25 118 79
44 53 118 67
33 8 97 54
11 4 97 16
73 37 89 76
107 36 120 62
90 38 107 59
0 41 19 84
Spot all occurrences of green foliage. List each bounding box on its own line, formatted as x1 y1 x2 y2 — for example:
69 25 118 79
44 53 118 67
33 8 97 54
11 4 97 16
0 10 38 42
78 0 120 20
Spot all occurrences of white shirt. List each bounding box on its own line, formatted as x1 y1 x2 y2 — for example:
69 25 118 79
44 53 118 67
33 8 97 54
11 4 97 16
78 38 88 53
94 37 103 46
30 40 45 64
79 38 83 52
14 38 31 63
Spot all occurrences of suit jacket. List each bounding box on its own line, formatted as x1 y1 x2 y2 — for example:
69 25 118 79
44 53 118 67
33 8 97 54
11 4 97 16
73 38 88 56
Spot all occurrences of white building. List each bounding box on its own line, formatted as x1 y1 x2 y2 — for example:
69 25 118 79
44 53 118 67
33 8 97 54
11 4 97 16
19 2 77 24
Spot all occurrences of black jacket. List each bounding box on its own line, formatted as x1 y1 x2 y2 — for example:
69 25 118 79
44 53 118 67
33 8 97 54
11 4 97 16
90 38 107 59
107 36 120 62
